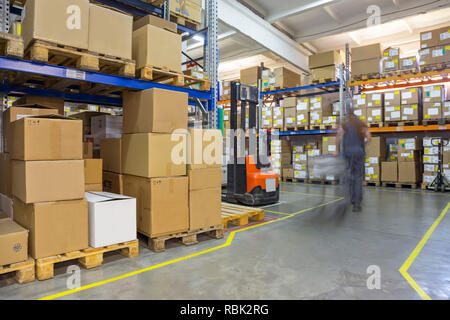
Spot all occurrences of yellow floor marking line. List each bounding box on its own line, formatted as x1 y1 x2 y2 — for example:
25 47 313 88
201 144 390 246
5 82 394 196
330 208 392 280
39 197 343 300
280 190 340 199
399 202 450 300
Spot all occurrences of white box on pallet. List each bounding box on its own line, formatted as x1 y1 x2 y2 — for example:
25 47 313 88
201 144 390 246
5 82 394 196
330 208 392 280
85 192 136 248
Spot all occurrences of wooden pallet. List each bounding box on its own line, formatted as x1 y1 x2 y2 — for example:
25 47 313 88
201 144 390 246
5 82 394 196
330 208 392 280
309 125 322 130
368 122 384 128
423 119 450 126
381 182 418 189
319 124 338 130
421 62 450 73
0 258 35 284
364 181 381 187
0 32 24 58
183 73 211 91
170 14 201 31
25 40 136 77
385 121 401 127
306 179 324 185
282 125 308 131
398 121 419 127
143 225 224 253
35 240 139 281
421 183 431 190
312 78 335 84
138 66 186 86
221 203 265 230
351 73 381 81
322 179 339 185
382 69 417 77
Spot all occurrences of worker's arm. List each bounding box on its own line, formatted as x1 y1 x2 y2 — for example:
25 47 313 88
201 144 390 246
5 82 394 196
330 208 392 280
335 126 344 155
364 127 372 142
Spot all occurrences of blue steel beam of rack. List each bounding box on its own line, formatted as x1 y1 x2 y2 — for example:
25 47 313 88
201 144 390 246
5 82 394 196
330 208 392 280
0 56 212 101
273 129 338 136
260 81 340 98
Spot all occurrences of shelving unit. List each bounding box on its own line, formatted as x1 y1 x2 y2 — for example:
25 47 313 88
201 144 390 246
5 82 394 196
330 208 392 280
2 0 219 127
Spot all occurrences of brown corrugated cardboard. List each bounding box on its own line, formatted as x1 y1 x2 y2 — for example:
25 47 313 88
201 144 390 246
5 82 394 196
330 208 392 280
122 175 188 237
423 85 445 103
382 58 399 73
261 106 273 129
88 4 132 60
401 87 421 105
309 50 343 69
83 142 93 159
11 115 83 161
71 111 109 136
263 67 301 89
367 107 383 123
398 162 421 183
170 0 202 24
122 133 187 178
0 211 9 222
133 14 177 33
351 43 381 62
123 88 188 134
85 183 102 191
400 56 418 71
187 129 222 170
438 27 450 45
401 104 419 121
353 107 367 122
240 66 261 87
366 137 386 158
12 160 85 203
102 171 123 194
13 96 65 115
353 94 367 108
384 106 401 122
84 159 102 184
322 136 337 155
309 111 323 126
0 220 28 266
383 47 400 59
189 188 221 230
365 165 380 182
296 98 310 112
282 168 294 179
366 93 383 108
272 107 284 129
420 29 441 48
423 102 442 120
133 24 181 72
284 97 297 108
188 167 222 191
398 137 422 152
296 111 309 127
384 90 401 106
284 107 296 128
381 162 397 182
13 198 88 259
351 58 380 76
398 150 420 162
2 105 58 153
22 0 90 49
0 153 12 198
419 47 433 66
100 138 122 173
430 45 450 64
311 66 336 82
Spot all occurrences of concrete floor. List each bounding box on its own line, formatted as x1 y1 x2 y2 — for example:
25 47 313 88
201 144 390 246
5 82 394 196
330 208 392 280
1 182 450 300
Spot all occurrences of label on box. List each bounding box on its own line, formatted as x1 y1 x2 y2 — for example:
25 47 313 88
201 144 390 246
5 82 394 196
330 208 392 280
263 120 270 126
441 31 450 40
312 102 321 109
432 48 444 58
424 175 435 183
66 69 86 80
371 94 381 101
422 32 432 41
354 109 362 116
385 61 395 69
386 107 395 112
403 59 414 67
311 113 320 120
403 108 413 115
428 108 439 115
274 109 282 116
357 99 366 105
424 164 437 172
297 102 308 111
385 92 395 100
372 109 381 116
298 113 305 120
391 111 400 119
430 90 441 98
328 145 336 152
366 167 374 175
287 118 294 124
294 171 307 179
402 92 412 99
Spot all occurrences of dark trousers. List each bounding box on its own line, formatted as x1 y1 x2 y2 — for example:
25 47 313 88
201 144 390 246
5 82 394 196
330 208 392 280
345 154 364 205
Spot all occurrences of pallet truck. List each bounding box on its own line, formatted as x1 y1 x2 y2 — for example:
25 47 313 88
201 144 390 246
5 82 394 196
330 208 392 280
223 81 279 206
427 138 450 192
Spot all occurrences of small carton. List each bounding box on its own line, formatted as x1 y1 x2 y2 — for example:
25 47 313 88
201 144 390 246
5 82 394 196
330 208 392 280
322 137 337 155
381 162 397 182
365 165 380 182
398 162 421 183
365 136 386 158
102 172 124 195
0 220 28 266
367 93 383 108
367 108 383 123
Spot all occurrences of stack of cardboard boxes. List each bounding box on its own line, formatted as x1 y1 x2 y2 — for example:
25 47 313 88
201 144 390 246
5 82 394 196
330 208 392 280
382 47 400 74
307 142 322 181
419 27 450 68
423 85 449 122
366 93 384 125
381 142 399 183
271 140 291 177
296 98 310 129
384 90 401 123
12 115 89 259
101 138 123 194
308 50 344 82
398 138 422 185
292 146 308 180
365 137 385 184
352 94 368 122
400 87 421 123
423 137 441 185
261 105 273 129
309 94 338 128
240 66 263 87
272 106 284 130
351 44 382 78
321 137 339 182
283 97 297 130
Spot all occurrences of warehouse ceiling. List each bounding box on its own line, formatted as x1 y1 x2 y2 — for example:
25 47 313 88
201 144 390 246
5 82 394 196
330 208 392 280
185 0 450 80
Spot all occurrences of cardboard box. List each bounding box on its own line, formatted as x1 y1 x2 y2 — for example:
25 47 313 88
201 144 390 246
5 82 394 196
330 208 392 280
272 107 284 129
401 88 421 105
309 95 335 114
419 47 433 66
399 150 420 162
0 211 9 222
401 104 419 121
133 24 181 72
13 96 64 115
399 137 422 152
351 43 382 62
366 137 386 158
430 45 450 64
0 194 13 219
22 0 90 49
381 162 397 182
187 129 223 170
133 14 177 33
11 115 83 161
261 106 273 129
322 137 337 155
310 66 336 82
438 26 450 46
282 168 294 179
367 93 383 108
264 67 301 90
13 198 88 259
398 162 421 183
0 154 12 198
423 85 445 103
296 98 310 112
84 159 102 184
0 220 28 266
309 111 323 126
383 58 399 73
353 107 367 122
189 188 221 230
100 138 122 173
71 111 109 136
309 50 343 69
122 133 187 178
90 115 122 149
400 56 418 71
88 4 132 60
351 58 380 76
294 170 308 179
188 167 222 191
85 192 136 248
240 66 261 87
424 163 438 173
170 0 202 24
296 111 309 127
383 47 400 59
103 172 123 195
444 101 450 118
122 175 188 237
384 106 401 122
83 142 93 159
423 102 442 120
353 94 367 108
384 90 401 106
284 107 296 128
367 108 383 123
12 160 85 203
123 88 188 134
420 29 441 48
3 105 58 153
365 165 380 182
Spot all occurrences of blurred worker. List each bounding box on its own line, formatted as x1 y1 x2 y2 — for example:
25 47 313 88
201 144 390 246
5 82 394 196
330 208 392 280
336 101 371 212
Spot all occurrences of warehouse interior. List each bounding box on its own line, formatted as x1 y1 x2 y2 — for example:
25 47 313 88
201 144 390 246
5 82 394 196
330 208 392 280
0 0 449 303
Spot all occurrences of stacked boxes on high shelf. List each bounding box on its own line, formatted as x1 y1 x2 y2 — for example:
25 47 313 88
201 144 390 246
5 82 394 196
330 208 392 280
419 27 450 70
423 85 450 124
296 98 310 129
309 93 339 129
262 67 301 91
366 92 384 127
272 106 284 130
283 97 297 130
308 50 344 83
382 47 401 75
351 44 382 80
365 137 386 185
271 140 291 178
261 105 273 129
384 90 401 125
400 87 421 124
11 114 89 260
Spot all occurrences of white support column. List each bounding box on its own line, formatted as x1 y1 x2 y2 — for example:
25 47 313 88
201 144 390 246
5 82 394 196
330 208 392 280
218 0 309 71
